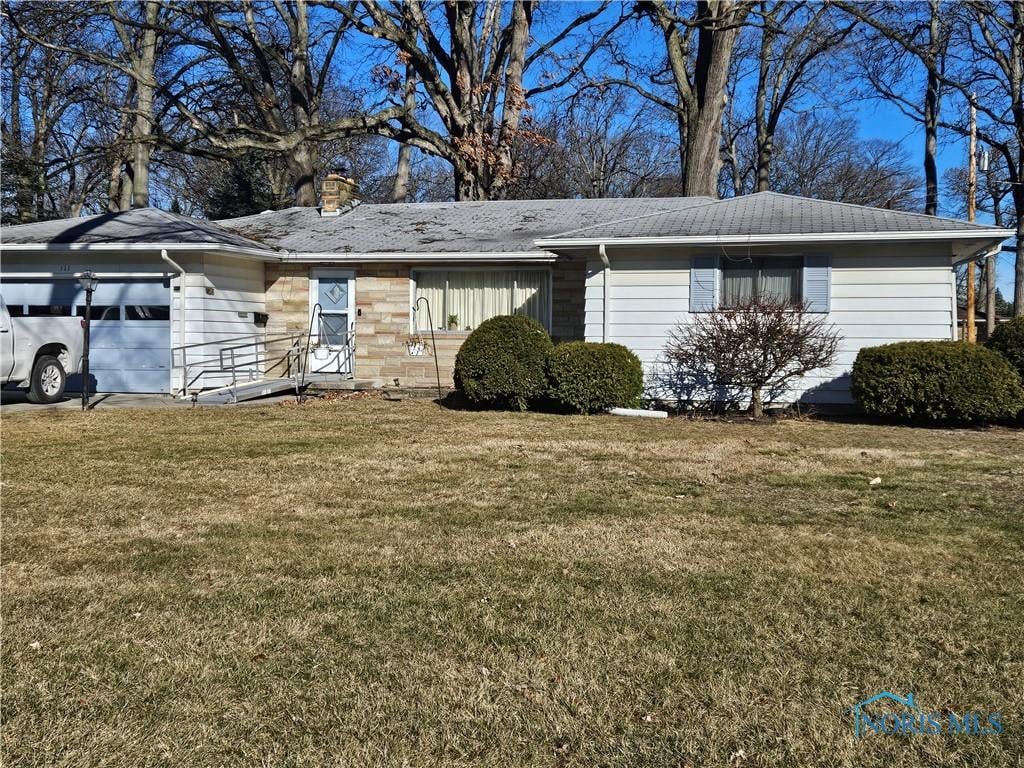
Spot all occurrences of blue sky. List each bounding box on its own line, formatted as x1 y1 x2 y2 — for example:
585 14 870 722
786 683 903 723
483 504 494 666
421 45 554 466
861 100 1015 296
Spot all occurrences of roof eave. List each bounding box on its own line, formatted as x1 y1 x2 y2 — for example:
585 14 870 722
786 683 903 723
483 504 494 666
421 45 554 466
534 229 1015 249
283 250 557 263
0 241 281 261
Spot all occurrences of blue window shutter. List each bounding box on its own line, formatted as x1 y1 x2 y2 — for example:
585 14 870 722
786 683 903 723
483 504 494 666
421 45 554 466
690 254 718 312
803 253 831 313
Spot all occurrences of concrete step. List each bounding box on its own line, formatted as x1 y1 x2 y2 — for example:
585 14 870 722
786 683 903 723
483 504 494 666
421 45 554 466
193 377 299 405
303 375 375 391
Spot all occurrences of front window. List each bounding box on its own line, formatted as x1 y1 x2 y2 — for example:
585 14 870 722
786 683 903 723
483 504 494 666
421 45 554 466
721 256 801 307
413 269 550 332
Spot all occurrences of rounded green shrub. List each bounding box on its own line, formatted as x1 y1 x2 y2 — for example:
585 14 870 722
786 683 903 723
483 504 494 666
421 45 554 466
453 315 553 410
851 341 1024 424
546 341 644 414
987 316 1024 380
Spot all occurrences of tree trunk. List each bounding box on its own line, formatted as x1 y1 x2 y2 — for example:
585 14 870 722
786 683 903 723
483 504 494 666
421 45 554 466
677 111 688 192
131 113 153 208
684 1 745 198
922 1 942 216
755 134 772 193
107 155 125 212
126 0 159 209
754 11 773 194
118 161 134 211
391 64 416 203
7 55 35 222
455 165 489 201
922 67 939 216
750 386 764 418
289 143 319 207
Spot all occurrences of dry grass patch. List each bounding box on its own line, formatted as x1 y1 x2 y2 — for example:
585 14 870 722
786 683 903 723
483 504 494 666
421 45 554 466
2 399 1022 767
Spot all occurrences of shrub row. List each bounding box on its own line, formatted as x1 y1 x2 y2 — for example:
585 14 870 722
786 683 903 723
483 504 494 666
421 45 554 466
987 316 1024 381
453 315 643 413
851 340 1024 425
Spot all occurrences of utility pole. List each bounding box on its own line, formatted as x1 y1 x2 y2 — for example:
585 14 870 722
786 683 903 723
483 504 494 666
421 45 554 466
966 99 977 344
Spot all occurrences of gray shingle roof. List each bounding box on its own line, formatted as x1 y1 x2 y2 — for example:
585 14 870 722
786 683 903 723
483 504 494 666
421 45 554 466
1 207 275 251
218 197 711 253
539 191 1005 242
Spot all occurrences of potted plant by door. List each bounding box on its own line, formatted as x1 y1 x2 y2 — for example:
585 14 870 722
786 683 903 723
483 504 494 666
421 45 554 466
447 314 460 331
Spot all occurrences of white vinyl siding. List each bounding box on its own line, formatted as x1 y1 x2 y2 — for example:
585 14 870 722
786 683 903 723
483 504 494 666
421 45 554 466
584 243 956 405
177 253 268 390
585 253 690 357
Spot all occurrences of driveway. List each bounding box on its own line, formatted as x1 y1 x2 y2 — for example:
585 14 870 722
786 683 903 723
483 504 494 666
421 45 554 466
1 389 304 414
0 390 193 414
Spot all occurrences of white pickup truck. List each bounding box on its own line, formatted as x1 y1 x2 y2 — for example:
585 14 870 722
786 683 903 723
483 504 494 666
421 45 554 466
1 296 83 403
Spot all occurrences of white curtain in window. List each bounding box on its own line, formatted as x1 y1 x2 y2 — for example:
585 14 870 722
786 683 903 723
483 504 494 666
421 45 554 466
513 271 549 325
760 257 801 304
722 266 755 307
760 268 798 303
414 271 446 330
447 271 513 330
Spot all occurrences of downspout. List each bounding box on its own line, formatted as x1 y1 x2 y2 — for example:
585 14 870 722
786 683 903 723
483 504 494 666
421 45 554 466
599 243 610 342
161 249 187 394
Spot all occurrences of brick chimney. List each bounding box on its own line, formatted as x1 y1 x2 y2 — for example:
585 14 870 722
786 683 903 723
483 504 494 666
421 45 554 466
321 169 357 216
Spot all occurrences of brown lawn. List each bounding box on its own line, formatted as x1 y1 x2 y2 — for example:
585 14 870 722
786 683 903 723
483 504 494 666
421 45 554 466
2 398 1022 766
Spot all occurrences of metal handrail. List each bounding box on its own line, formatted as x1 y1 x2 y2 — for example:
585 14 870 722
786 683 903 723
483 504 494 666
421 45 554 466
171 322 357 403
296 303 323 400
306 324 357 373
172 332 304 398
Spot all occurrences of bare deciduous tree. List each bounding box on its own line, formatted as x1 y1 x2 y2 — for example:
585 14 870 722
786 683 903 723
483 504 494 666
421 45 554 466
664 298 841 417
835 0 950 216
765 113 921 209
2 3 120 222
330 0 626 201
748 1 855 192
11 0 168 210
163 0 403 207
625 0 752 198
508 89 679 200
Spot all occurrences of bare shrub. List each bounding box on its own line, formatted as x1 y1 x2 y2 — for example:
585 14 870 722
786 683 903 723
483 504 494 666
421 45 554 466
664 299 841 417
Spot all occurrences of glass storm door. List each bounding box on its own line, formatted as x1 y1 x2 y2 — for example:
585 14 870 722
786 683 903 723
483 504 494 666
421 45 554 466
311 271 354 374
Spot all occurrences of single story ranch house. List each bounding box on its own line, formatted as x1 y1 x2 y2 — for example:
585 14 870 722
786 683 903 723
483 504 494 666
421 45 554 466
0 181 1011 404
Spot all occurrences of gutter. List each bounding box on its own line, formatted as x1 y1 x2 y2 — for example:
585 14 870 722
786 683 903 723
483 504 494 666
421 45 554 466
161 249 187 393
1 242 280 261
535 229 1016 249
598 243 610 342
951 242 1004 266
279 250 557 264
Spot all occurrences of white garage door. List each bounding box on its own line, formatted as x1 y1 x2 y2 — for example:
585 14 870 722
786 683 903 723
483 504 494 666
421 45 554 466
0 278 171 393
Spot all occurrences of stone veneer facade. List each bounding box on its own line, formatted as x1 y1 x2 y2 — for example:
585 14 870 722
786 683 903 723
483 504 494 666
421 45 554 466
264 259 586 388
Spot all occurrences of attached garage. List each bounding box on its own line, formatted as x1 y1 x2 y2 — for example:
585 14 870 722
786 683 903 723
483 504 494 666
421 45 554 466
0 208 279 397
1 278 171 393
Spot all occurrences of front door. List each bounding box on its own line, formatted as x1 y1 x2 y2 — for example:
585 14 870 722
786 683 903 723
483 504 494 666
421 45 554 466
310 270 355 375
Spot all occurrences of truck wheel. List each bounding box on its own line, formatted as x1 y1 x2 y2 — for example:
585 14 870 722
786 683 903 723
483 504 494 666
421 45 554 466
26 355 66 404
